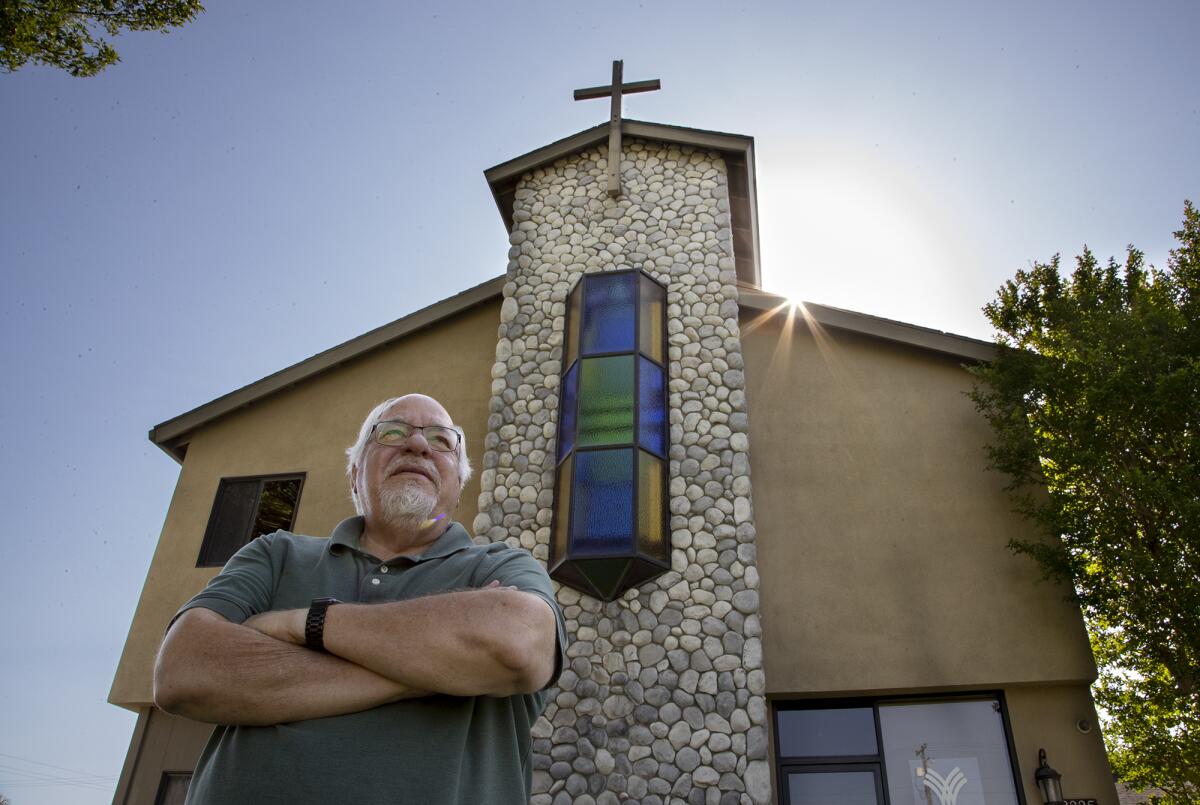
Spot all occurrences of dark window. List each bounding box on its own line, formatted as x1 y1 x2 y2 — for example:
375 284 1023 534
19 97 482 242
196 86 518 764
785 767 884 805
774 696 1024 805
777 707 878 757
197 474 304 566
154 772 192 805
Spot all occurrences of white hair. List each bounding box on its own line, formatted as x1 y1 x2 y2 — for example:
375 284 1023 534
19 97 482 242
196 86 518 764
345 396 472 515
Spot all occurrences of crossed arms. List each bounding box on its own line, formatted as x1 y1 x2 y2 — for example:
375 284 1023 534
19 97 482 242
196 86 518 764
153 586 558 727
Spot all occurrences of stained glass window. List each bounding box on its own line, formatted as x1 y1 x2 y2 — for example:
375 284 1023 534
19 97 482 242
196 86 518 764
580 272 636 355
639 275 665 363
565 280 583 369
637 451 664 556
557 362 579 461
578 356 635 447
637 357 666 456
552 269 670 600
571 449 635 556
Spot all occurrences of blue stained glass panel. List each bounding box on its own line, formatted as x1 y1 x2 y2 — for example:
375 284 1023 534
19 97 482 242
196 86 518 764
638 356 666 455
580 272 636 355
557 362 579 461
571 449 635 556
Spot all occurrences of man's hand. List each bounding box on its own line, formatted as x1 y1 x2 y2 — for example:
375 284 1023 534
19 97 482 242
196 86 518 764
244 609 305 645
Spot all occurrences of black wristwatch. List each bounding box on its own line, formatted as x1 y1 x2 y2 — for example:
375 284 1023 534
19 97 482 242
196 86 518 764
305 597 341 652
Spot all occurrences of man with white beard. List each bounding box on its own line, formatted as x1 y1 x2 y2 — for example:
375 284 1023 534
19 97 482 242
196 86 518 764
154 394 566 805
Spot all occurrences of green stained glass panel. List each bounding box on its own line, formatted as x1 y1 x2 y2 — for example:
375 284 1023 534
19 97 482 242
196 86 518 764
577 355 635 446
637 451 665 559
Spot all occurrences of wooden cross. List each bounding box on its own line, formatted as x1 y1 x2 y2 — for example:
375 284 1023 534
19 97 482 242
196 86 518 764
573 60 661 197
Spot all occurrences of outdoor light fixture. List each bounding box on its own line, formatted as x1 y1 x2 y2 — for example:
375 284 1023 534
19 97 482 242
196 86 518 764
1035 748 1064 805
550 269 670 601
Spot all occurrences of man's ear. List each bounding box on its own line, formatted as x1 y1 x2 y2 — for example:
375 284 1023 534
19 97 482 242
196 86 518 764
350 465 360 500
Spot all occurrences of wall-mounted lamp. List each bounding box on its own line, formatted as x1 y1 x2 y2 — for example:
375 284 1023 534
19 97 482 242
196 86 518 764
1035 748 1064 805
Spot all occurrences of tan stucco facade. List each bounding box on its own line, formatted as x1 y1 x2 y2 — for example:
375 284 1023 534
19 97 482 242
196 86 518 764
108 299 501 708
741 303 1113 802
741 305 1095 692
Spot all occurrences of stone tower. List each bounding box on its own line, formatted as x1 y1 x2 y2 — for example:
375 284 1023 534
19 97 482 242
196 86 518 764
477 111 769 805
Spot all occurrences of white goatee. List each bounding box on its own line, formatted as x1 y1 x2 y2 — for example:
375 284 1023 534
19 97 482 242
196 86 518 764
377 485 437 532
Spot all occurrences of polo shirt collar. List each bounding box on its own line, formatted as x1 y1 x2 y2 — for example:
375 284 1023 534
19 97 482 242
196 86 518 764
329 516 474 562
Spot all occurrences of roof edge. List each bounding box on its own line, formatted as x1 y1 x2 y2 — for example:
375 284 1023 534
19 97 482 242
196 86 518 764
738 287 996 363
149 275 506 462
149 277 994 463
484 118 755 189
484 119 757 236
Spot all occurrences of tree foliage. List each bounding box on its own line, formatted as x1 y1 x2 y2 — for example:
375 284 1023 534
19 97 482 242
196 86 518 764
970 201 1200 803
1 0 202 77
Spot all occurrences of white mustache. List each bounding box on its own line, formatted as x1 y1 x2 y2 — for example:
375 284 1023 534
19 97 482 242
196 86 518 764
385 459 438 486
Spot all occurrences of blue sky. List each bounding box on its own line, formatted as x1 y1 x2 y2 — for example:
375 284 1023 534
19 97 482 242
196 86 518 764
1 0 1197 801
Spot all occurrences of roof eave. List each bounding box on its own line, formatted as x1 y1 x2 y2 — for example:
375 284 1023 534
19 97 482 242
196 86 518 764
738 287 996 363
148 275 506 463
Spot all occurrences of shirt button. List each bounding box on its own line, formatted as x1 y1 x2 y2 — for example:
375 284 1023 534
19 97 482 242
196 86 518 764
371 578 381 586
380 566 389 574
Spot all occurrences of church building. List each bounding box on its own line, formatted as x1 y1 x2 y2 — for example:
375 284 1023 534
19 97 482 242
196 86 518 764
108 64 1117 805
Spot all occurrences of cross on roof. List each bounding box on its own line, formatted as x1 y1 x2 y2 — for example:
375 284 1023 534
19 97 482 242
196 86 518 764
573 60 661 197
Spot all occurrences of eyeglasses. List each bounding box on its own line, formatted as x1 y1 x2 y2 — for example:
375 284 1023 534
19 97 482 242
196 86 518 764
372 419 461 453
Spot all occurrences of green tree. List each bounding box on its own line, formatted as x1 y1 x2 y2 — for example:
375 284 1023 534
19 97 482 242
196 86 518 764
970 202 1200 802
1 0 202 77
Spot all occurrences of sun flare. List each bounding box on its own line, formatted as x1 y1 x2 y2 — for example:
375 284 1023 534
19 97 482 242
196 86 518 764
759 160 943 310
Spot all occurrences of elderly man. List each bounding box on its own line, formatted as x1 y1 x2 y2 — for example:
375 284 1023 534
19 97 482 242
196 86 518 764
154 394 565 804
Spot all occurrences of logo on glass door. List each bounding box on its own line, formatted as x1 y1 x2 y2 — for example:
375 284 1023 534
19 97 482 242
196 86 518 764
911 744 982 805
921 766 968 805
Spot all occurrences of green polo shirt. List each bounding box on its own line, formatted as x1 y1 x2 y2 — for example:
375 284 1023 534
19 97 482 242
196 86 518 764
176 517 566 805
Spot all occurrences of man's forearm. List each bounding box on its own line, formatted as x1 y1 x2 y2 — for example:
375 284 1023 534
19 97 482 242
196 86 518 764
324 587 558 696
248 587 557 697
154 608 426 726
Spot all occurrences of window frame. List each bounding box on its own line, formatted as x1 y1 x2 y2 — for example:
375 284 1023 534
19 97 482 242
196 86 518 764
773 692 1028 805
196 472 305 567
153 770 193 805
782 763 887 805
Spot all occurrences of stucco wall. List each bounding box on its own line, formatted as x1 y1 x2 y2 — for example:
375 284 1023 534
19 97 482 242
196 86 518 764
1007 683 1116 805
740 306 1097 694
108 299 500 707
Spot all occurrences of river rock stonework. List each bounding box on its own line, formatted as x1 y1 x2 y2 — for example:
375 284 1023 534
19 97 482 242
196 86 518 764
474 138 770 805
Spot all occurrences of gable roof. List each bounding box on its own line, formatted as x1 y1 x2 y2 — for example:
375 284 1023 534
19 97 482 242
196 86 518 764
738 288 995 363
148 278 993 462
148 275 505 462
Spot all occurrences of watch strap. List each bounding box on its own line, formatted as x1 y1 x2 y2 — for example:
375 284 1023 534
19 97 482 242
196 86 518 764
305 597 340 652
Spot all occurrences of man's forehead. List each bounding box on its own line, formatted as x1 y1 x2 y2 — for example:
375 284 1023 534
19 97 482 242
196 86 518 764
380 394 453 426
